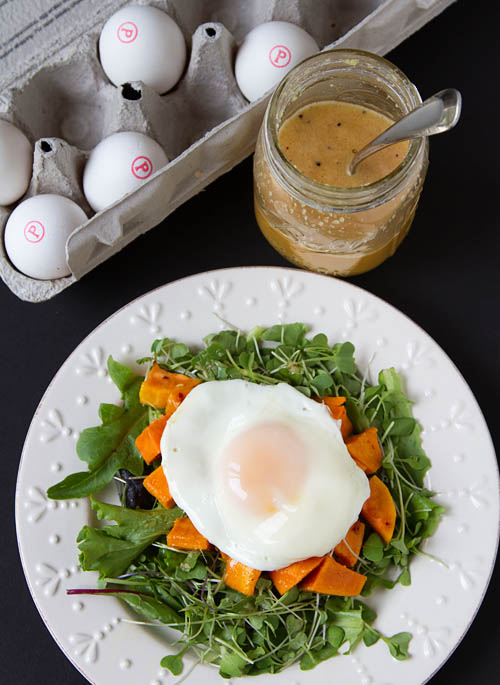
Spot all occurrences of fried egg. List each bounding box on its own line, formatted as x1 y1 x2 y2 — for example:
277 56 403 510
161 380 369 571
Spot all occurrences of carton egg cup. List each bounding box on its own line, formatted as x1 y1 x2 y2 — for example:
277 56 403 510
0 0 455 302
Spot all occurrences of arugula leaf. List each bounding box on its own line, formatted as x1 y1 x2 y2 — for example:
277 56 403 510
91 497 181 541
77 497 182 577
77 527 145 579
108 356 137 393
47 358 147 499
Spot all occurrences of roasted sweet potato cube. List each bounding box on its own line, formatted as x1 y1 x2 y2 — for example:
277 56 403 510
269 557 323 595
223 557 261 596
167 517 211 550
322 397 353 439
361 475 396 544
135 414 168 464
139 363 201 414
300 556 366 596
334 521 365 567
143 466 175 509
345 427 383 473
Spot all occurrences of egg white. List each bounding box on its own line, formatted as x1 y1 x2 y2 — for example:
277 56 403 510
161 379 370 571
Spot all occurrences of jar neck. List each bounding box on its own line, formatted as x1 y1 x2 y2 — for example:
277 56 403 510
262 49 426 213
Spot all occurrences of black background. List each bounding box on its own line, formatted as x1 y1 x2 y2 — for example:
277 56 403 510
1 1 499 683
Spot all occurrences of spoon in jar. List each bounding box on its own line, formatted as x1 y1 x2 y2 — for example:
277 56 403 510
348 88 462 176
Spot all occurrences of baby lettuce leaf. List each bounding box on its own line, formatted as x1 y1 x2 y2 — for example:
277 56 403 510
77 496 182 578
47 357 147 500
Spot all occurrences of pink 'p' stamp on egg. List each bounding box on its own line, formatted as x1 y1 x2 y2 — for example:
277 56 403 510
117 21 138 44
24 220 45 243
131 156 153 179
269 45 292 68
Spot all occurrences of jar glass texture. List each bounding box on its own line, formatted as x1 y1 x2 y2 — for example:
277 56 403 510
253 49 429 276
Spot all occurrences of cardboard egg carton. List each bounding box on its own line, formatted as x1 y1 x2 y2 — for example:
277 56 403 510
0 0 455 302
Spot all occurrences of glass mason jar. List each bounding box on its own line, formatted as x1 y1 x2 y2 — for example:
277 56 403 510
253 49 429 276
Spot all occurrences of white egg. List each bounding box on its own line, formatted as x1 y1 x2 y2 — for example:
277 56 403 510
162 380 369 571
0 120 33 206
99 5 186 94
235 21 319 102
3 194 87 279
83 131 168 212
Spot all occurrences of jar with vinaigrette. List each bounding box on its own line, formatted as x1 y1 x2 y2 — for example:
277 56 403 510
253 49 429 276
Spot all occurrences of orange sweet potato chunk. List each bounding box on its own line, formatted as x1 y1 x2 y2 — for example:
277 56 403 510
322 397 353 439
322 396 346 407
135 414 168 464
167 517 211 551
143 466 175 509
334 521 365 568
223 557 261 596
345 427 383 473
361 475 396 544
139 363 201 414
269 557 323 595
300 555 366 596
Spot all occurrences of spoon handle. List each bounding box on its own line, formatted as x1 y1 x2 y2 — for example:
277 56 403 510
349 88 462 175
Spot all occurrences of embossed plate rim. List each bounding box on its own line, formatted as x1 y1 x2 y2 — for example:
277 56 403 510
15 266 499 685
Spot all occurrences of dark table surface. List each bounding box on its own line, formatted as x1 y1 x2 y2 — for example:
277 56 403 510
2 1 499 683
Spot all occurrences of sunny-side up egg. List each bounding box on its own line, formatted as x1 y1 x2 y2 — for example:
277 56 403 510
0 120 33 206
235 21 319 102
4 194 87 279
99 5 186 94
162 380 370 571
83 131 168 212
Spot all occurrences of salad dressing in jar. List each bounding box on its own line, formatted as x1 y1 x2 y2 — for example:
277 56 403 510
253 50 429 276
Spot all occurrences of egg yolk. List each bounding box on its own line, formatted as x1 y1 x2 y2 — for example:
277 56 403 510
221 421 308 516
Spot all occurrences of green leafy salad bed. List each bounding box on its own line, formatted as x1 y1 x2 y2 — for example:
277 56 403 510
47 323 444 678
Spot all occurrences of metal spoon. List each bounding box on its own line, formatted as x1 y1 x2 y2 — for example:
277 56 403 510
348 88 462 176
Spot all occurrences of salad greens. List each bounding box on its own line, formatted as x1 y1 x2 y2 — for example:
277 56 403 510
48 323 444 678
77 497 183 578
47 358 147 500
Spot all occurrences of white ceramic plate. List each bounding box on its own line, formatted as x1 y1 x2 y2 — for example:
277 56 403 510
16 267 499 685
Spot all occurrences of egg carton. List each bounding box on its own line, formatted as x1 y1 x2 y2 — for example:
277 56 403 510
0 0 456 302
